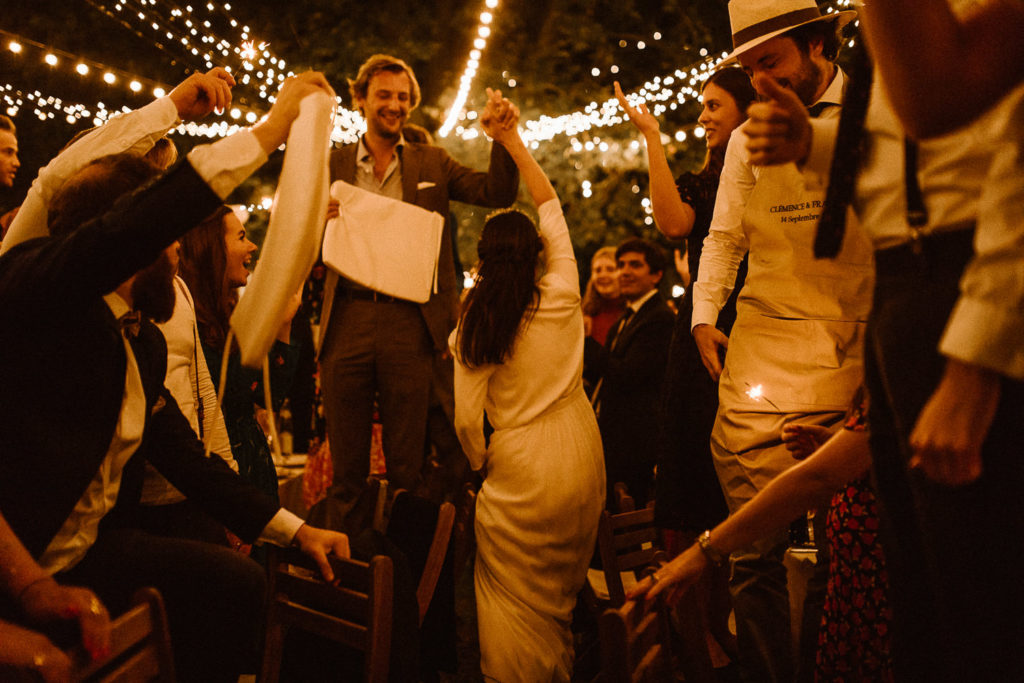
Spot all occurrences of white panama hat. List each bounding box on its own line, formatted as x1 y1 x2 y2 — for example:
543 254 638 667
722 0 857 64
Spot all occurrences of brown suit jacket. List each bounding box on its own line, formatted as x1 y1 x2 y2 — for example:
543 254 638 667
320 140 519 352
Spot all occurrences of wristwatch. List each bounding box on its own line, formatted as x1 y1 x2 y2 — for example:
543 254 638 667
697 529 727 566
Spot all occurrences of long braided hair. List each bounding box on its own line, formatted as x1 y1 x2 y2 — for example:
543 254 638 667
456 209 544 368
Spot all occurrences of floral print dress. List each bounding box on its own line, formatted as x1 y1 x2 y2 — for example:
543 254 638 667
815 401 893 681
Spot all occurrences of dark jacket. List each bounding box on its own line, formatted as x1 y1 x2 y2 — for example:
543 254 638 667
584 292 675 503
0 161 279 558
320 140 520 352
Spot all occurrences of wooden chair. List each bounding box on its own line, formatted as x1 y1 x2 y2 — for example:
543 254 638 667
259 547 393 683
599 596 674 683
72 587 175 683
383 490 456 626
595 506 661 607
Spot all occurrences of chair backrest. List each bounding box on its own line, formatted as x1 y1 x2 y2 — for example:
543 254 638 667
599 597 674 683
613 482 636 513
73 587 175 683
415 501 454 625
385 491 456 626
596 507 660 606
260 547 393 683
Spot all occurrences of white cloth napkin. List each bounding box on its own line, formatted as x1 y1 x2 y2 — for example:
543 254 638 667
322 180 444 303
231 92 334 368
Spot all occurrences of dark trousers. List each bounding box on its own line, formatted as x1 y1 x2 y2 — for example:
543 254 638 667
320 298 433 500
655 292 729 531
865 230 1024 682
61 527 266 682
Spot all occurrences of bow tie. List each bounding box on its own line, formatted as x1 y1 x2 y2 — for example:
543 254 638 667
119 311 142 339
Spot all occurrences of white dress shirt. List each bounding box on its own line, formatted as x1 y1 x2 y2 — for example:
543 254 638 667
803 77 1024 379
692 67 873 331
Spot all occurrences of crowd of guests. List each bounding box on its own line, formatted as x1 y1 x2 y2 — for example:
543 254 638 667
0 0 1021 680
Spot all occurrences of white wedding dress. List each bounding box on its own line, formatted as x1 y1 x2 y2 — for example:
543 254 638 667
452 199 605 682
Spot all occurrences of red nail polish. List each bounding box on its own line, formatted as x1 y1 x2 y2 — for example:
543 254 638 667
63 605 81 618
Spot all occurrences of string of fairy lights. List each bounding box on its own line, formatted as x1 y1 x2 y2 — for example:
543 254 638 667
2 0 857 201
437 0 500 139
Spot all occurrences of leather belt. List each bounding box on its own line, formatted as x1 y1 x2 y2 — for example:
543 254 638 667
874 223 975 275
343 288 408 304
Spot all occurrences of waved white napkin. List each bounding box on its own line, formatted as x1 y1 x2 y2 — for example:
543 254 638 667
322 180 444 304
231 92 334 368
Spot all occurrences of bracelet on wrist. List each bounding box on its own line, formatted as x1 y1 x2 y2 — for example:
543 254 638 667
697 529 727 567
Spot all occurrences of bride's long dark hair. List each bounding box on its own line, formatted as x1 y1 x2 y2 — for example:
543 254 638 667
456 209 544 368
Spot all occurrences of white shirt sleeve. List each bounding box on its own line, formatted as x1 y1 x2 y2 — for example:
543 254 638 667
939 87 1024 379
691 127 753 330
1 97 180 254
186 129 267 200
537 198 579 293
258 508 306 547
451 347 495 471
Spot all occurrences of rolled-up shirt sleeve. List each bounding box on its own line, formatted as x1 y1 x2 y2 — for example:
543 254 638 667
186 129 268 200
1 97 181 254
939 87 1024 379
692 128 753 330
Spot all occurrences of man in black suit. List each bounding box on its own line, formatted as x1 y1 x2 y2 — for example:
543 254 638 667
584 238 675 507
319 55 519 503
0 71 348 681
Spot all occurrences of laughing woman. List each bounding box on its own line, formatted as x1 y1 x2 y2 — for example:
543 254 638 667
451 90 605 682
178 206 299 504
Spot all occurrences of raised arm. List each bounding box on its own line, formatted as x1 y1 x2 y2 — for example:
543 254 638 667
480 88 554 207
614 81 696 239
860 0 1024 138
1 68 237 255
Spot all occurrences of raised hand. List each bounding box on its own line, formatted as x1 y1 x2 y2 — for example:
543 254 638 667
253 71 336 154
480 88 520 146
169 67 237 121
614 81 661 138
745 75 812 166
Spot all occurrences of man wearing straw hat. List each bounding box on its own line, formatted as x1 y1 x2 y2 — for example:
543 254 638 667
689 1 872 680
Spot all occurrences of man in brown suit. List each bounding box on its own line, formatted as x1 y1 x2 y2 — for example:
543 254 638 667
319 55 519 501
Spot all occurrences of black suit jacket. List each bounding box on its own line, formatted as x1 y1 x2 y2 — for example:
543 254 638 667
320 140 519 352
0 161 279 558
584 292 675 471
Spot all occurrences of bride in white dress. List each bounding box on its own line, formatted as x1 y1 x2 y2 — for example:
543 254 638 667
450 89 605 682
